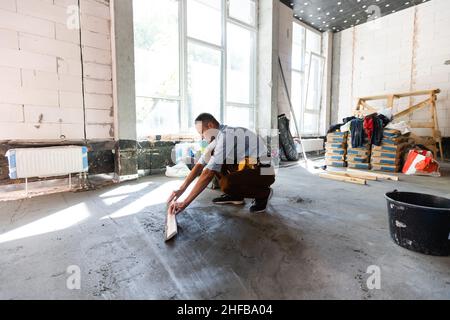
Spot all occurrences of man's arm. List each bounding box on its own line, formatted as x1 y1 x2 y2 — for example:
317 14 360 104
181 162 204 190
169 168 216 214
167 162 204 204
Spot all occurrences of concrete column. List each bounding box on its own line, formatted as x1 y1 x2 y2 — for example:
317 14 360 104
257 0 280 162
330 32 342 127
110 0 138 181
321 31 333 135
257 0 279 132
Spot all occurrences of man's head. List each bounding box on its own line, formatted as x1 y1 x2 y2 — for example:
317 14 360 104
195 113 220 142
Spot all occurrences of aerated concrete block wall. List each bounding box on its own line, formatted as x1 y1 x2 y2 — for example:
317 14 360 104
332 0 450 139
0 0 114 141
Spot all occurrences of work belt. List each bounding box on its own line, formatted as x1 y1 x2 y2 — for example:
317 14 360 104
238 157 271 171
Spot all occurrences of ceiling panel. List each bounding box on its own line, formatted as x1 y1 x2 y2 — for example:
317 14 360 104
280 0 431 32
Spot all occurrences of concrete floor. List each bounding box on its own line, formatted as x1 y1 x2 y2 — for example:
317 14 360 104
0 163 449 300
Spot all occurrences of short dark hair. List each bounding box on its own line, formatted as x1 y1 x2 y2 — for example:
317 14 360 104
195 113 219 127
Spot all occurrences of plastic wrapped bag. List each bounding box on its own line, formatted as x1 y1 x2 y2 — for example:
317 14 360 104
402 149 440 177
165 162 191 178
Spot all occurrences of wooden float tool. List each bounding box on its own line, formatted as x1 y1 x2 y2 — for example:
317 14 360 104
165 201 178 242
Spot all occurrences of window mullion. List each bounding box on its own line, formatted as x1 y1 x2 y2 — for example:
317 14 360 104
180 0 188 133
186 36 224 52
221 0 227 124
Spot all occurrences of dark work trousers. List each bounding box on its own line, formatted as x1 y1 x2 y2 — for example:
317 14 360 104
217 164 275 200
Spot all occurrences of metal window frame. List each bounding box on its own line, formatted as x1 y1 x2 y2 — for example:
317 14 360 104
133 0 258 135
302 52 326 136
291 19 324 137
224 0 257 130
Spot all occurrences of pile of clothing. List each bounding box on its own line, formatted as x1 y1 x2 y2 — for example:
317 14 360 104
346 118 372 170
329 114 391 147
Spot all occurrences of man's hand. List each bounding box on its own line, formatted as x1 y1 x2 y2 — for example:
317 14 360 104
168 201 187 215
167 189 185 204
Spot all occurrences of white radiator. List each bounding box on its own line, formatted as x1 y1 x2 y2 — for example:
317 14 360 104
6 146 88 179
296 138 324 153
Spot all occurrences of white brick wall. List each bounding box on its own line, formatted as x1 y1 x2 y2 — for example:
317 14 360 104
335 0 450 137
0 0 114 141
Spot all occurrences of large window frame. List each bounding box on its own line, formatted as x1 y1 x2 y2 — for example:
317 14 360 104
134 0 258 137
291 20 324 137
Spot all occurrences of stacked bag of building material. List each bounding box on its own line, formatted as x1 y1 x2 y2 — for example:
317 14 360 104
370 129 410 173
325 132 347 167
346 135 371 170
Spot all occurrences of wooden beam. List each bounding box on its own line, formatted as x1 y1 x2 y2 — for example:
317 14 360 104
326 170 377 181
394 99 431 119
346 168 399 181
360 101 378 112
387 95 394 109
359 94 392 101
355 98 362 111
319 173 366 185
395 89 440 98
409 121 435 128
359 89 440 101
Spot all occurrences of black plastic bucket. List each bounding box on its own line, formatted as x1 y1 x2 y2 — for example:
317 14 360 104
385 190 450 256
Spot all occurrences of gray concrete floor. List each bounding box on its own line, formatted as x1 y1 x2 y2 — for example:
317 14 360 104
0 164 449 300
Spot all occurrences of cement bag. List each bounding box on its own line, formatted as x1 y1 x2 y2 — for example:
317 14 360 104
278 114 299 161
166 162 191 178
402 149 440 177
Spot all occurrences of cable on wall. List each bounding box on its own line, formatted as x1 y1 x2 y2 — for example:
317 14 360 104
77 0 88 142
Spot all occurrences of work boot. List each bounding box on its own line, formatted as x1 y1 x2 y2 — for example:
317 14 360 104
212 194 245 205
249 188 273 213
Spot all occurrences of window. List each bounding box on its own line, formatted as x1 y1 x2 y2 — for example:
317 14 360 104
136 98 180 136
133 0 257 137
228 0 256 26
134 0 179 98
291 22 324 136
134 0 180 137
187 0 222 46
187 43 222 128
304 53 325 135
227 23 254 104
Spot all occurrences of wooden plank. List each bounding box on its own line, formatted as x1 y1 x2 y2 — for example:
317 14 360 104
359 89 439 101
360 101 378 112
165 207 178 242
394 99 430 119
327 170 377 181
387 95 394 109
355 98 362 110
409 121 435 128
319 173 366 185
346 168 399 181
359 94 392 101
395 89 440 98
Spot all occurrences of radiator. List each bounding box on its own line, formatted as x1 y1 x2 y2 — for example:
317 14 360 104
296 138 325 153
6 146 88 179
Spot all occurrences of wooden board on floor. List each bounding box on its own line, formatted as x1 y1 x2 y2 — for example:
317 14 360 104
346 168 399 181
327 170 377 181
319 173 366 185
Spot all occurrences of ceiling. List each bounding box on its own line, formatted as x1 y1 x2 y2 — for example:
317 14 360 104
280 0 431 33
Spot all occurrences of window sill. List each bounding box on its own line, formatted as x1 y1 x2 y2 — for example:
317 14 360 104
140 134 198 143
